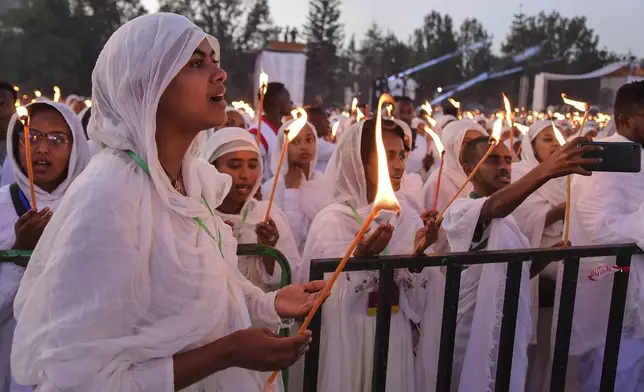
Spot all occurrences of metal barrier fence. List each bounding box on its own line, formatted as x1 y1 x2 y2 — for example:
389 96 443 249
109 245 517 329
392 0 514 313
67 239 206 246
303 243 642 392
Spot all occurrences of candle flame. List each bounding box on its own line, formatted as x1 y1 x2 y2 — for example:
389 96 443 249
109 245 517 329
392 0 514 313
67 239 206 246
232 101 255 118
514 123 529 135
34 90 42 98
331 121 340 138
84 99 92 108
502 93 513 128
53 86 61 102
554 112 565 120
12 85 19 92
490 119 503 145
16 106 28 124
351 97 358 113
356 107 365 122
551 121 567 146
374 94 401 212
285 108 307 142
427 128 444 154
259 71 268 95
421 101 432 115
465 112 473 119
425 115 437 127
448 98 460 109
561 93 589 112
386 104 393 118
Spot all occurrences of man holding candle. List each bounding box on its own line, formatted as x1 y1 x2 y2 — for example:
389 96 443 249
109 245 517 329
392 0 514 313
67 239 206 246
249 82 293 182
441 135 600 391
563 81 644 392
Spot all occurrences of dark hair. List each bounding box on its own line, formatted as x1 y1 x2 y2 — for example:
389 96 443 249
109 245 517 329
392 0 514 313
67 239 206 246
0 82 18 101
81 107 91 139
461 136 490 165
614 81 644 122
394 96 413 104
360 118 408 167
304 105 325 117
443 101 459 117
262 82 287 106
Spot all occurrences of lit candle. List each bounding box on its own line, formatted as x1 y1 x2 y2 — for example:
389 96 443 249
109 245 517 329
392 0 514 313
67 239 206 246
53 86 61 102
16 106 37 210
256 71 269 146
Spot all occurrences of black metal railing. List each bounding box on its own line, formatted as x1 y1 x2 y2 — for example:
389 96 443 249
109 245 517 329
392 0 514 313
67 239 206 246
303 243 642 392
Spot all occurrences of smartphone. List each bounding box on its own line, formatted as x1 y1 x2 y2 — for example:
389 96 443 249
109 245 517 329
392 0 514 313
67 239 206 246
580 141 641 173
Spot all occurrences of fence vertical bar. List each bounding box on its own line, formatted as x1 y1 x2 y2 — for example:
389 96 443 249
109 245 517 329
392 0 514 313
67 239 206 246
599 253 633 392
550 257 580 391
436 264 463 392
303 260 325 392
371 266 395 392
495 261 523 392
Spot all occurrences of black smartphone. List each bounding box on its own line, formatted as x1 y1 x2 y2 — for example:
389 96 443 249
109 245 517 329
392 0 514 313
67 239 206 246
580 141 641 173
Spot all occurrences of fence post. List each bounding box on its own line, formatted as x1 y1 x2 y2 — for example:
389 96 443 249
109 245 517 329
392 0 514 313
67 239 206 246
550 257 580 391
371 266 395 392
599 253 633 392
303 260 325 392
436 264 463 391
495 261 523 392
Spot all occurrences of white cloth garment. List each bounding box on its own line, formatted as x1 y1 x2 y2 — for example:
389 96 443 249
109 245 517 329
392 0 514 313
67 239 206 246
597 118 617 139
406 133 428 174
261 120 330 253
423 119 487 212
0 101 89 392
1 155 14 187
442 196 532 392
11 13 283 392
249 118 280 181
551 133 644 391
512 121 565 249
301 120 444 392
399 172 424 214
201 127 301 292
315 137 335 173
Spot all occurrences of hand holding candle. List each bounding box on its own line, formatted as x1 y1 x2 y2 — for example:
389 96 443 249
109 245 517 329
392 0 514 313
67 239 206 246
263 94 401 390
16 106 37 211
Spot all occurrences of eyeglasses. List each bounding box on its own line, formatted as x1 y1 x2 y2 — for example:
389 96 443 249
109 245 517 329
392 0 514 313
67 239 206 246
18 129 72 149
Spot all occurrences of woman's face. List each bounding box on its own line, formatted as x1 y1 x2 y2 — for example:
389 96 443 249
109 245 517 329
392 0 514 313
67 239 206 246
18 108 73 192
215 150 260 204
532 127 560 162
459 130 483 162
287 124 316 167
365 128 406 193
158 39 228 132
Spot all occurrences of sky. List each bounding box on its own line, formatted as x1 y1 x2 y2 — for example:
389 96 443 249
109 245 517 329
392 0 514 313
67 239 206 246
143 0 643 58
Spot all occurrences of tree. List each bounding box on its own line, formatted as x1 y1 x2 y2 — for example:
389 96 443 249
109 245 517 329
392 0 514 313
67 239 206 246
456 18 495 103
303 0 344 104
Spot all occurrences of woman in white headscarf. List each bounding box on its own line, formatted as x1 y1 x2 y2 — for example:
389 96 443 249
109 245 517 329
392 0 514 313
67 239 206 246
300 119 444 392
261 120 330 252
392 119 424 214
422 119 487 213
201 127 301 292
10 13 323 392
0 101 89 392
511 121 567 392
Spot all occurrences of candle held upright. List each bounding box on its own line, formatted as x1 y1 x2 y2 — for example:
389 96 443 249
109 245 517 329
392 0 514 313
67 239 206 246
256 70 269 147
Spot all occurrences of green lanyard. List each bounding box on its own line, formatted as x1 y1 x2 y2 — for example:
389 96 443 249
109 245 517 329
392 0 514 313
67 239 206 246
350 206 388 256
127 151 223 254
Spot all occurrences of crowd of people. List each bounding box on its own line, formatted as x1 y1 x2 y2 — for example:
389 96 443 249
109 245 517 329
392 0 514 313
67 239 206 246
0 12 643 392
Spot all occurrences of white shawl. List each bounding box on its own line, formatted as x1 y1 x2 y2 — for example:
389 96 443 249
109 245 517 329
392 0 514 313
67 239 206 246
201 127 301 291
423 119 487 212
443 197 532 392
12 13 281 392
555 133 644 356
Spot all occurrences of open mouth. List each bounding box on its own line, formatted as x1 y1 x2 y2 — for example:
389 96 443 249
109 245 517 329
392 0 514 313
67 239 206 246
209 94 225 104
33 160 51 167
236 185 252 195
499 173 511 183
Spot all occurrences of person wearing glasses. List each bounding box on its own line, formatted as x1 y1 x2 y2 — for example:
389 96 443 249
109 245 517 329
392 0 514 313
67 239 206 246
0 101 89 391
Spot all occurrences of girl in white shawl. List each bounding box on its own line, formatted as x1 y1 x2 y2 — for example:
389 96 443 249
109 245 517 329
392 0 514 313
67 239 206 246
201 127 301 292
422 119 487 213
0 101 89 392
261 120 330 252
300 119 445 392
10 13 323 392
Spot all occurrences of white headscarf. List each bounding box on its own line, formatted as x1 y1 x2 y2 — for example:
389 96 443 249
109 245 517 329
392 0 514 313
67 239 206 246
513 120 565 206
5 101 90 206
12 14 281 391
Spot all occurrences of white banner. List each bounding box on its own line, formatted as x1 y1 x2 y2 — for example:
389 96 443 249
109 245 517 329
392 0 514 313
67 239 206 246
255 50 307 107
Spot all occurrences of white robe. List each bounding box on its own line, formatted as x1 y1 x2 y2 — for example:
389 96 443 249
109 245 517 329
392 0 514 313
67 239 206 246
553 133 644 391
398 172 424 215
442 196 533 392
315 138 336 173
300 201 444 392
405 133 428 175
216 200 301 292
